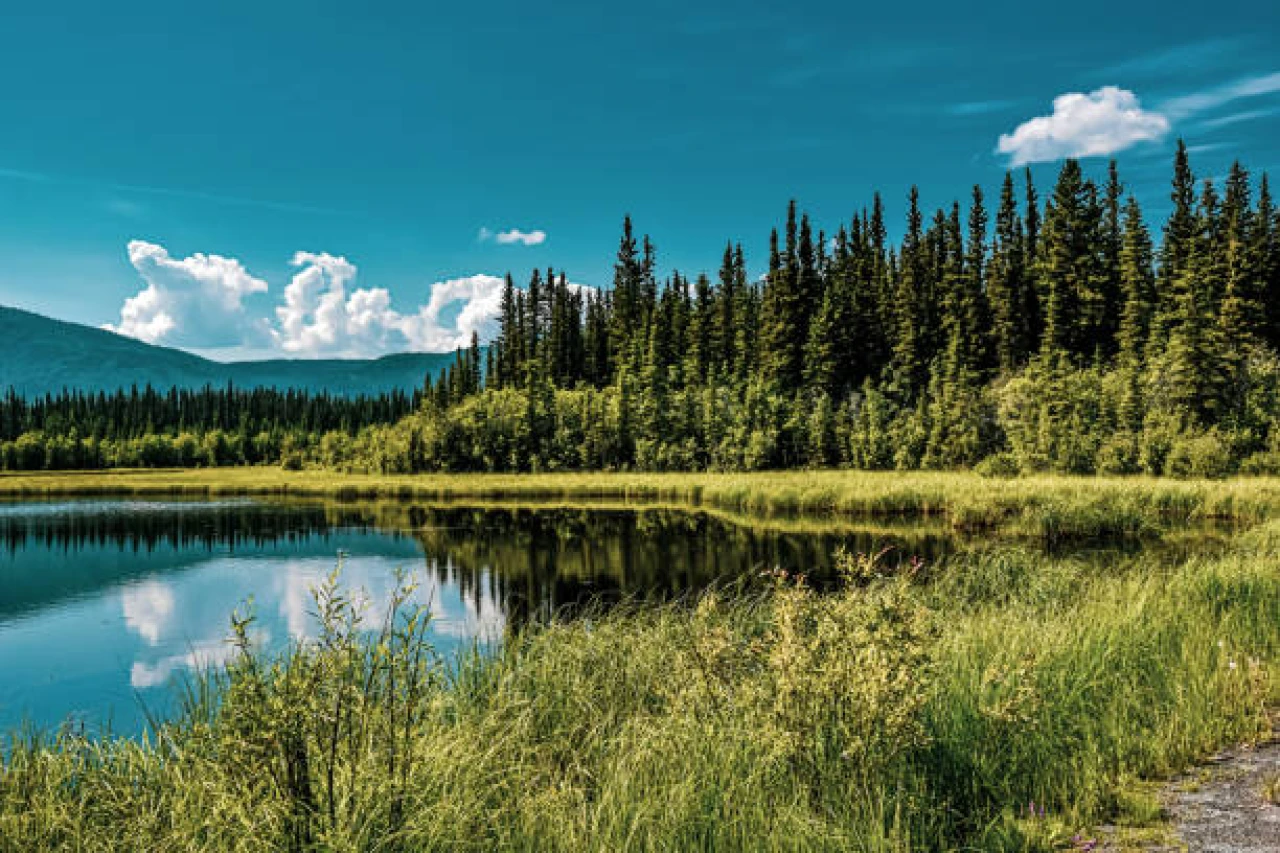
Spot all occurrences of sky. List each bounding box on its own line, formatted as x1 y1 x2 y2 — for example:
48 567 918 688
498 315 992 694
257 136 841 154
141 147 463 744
0 0 1277 360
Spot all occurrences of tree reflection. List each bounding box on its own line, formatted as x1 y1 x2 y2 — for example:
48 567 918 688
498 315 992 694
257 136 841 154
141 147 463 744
0 499 954 632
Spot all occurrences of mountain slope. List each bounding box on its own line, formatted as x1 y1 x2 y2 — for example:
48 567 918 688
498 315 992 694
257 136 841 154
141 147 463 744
0 305 456 397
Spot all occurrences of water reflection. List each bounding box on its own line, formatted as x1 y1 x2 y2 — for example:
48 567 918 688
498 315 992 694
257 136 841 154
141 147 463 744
0 498 951 736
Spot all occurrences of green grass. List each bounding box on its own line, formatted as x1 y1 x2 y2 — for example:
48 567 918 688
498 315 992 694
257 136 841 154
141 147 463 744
5 468 1280 541
1 524 1276 851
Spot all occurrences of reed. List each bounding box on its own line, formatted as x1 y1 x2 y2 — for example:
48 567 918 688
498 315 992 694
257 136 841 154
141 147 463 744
4 468 1280 537
2 530 1275 851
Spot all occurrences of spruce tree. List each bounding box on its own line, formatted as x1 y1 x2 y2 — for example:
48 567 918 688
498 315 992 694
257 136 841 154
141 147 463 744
892 187 928 396
760 210 805 391
1255 175 1280 348
1098 160 1124 355
1118 196 1155 366
989 172 1033 370
1219 162 1264 350
1157 140 1198 334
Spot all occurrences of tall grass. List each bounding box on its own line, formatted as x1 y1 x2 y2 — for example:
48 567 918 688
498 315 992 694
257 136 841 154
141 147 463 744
2 533 1275 851
4 468 1280 535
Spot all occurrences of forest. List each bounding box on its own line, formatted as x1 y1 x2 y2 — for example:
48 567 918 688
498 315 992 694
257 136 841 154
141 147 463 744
4 141 1279 477
0 385 415 470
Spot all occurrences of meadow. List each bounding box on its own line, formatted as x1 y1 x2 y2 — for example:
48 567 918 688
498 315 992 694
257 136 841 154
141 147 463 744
0 471 1277 851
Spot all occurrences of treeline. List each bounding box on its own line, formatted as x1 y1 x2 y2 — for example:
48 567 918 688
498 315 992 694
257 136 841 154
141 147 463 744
0 385 416 470
6 142 1280 477
351 142 1280 477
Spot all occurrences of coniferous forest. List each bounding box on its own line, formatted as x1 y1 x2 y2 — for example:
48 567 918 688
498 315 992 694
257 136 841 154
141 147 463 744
5 141 1280 477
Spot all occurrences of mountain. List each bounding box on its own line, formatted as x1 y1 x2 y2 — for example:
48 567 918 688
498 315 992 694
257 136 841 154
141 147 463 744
0 305 457 397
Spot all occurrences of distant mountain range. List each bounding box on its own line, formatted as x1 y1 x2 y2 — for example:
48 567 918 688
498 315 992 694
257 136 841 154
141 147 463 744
0 305 457 397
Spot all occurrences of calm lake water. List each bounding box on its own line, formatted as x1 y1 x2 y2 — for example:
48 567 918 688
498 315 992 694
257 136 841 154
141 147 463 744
0 497 952 736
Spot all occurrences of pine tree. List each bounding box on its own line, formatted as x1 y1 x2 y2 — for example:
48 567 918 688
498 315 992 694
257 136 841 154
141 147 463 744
892 187 929 396
732 245 758 382
609 216 642 370
1157 140 1198 333
796 211 821 337
716 244 738 376
1155 177 1231 425
989 172 1033 370
1098 160 1124 355
957 185 992 377
1255 175 1280 348
1118 196 1155 366
760 211 806 390
1039 160 1103 361
1216 162 1263 352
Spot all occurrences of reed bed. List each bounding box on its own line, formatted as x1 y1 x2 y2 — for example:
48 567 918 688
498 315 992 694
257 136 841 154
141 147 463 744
4 468 1280 540
2 528 1276 851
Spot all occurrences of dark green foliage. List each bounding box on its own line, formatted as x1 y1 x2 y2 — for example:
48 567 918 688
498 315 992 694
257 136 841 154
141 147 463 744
9 147 1280 478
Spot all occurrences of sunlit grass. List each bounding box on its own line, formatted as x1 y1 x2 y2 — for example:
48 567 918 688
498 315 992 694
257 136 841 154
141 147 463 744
2 525 1276 851
4 468 1280 542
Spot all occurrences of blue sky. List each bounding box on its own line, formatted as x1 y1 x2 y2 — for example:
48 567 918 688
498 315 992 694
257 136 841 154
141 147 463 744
0 0 1277 359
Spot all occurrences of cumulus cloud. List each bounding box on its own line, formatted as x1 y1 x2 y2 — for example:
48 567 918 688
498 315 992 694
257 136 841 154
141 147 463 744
108 239 590 358
272 251 400 357
130 639 240 689
400 273 508 351
479 226 547 246
105 240 270 347
121 580 176 646
271 253 509 357
996 86 1170 166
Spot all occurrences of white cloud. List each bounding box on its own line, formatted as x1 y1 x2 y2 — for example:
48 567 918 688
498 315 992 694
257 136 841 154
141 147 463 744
400 273 507 351
996 86 1170 166
1161 72 1280 120
479 227 547 246
272 251 399 357
105 240 270 347
271 253 509 357
121 580 176 646
130 639 240 689
109 240 591 358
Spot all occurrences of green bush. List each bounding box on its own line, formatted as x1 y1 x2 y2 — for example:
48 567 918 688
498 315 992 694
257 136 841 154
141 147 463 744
1239 451 1280 476
1164 432 1234 479
974 451 1020 478
1095 432 1142 475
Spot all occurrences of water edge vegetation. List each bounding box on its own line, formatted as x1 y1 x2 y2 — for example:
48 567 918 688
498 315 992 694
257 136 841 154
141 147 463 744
0 471 1276 851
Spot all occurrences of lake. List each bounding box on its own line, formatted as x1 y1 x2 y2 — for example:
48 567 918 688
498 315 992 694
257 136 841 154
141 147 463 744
0 497 953 736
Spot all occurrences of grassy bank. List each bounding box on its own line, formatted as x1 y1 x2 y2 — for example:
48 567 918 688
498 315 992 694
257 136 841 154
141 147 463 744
1 533 1276 851
5 467 1280 540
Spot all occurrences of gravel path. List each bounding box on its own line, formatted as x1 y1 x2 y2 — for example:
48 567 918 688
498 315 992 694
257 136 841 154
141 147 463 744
1157 728 1280 852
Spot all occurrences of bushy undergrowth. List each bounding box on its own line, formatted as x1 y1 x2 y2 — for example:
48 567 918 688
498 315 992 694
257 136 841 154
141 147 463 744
2 534 1276 852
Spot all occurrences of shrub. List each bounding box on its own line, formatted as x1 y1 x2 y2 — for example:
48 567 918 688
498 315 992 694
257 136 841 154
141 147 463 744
974 451 1020 478
1095 432 1142 475
1164 432 1234 479
1239 451 1280 476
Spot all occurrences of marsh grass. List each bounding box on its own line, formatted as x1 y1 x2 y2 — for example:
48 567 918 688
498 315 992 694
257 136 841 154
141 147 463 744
4 468 1280 542
2 526 1276 851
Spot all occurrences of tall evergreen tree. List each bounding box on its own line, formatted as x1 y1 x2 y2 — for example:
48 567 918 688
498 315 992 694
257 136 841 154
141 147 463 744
892 188 929 395
1219 162 1264 349
989 172 1034 370
1118 196 1156 366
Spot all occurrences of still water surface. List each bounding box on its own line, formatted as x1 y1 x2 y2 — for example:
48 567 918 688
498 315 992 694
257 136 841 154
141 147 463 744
0 498 949 736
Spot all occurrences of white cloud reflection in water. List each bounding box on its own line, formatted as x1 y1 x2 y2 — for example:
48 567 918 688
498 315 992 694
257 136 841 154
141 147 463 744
121 554 505 694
